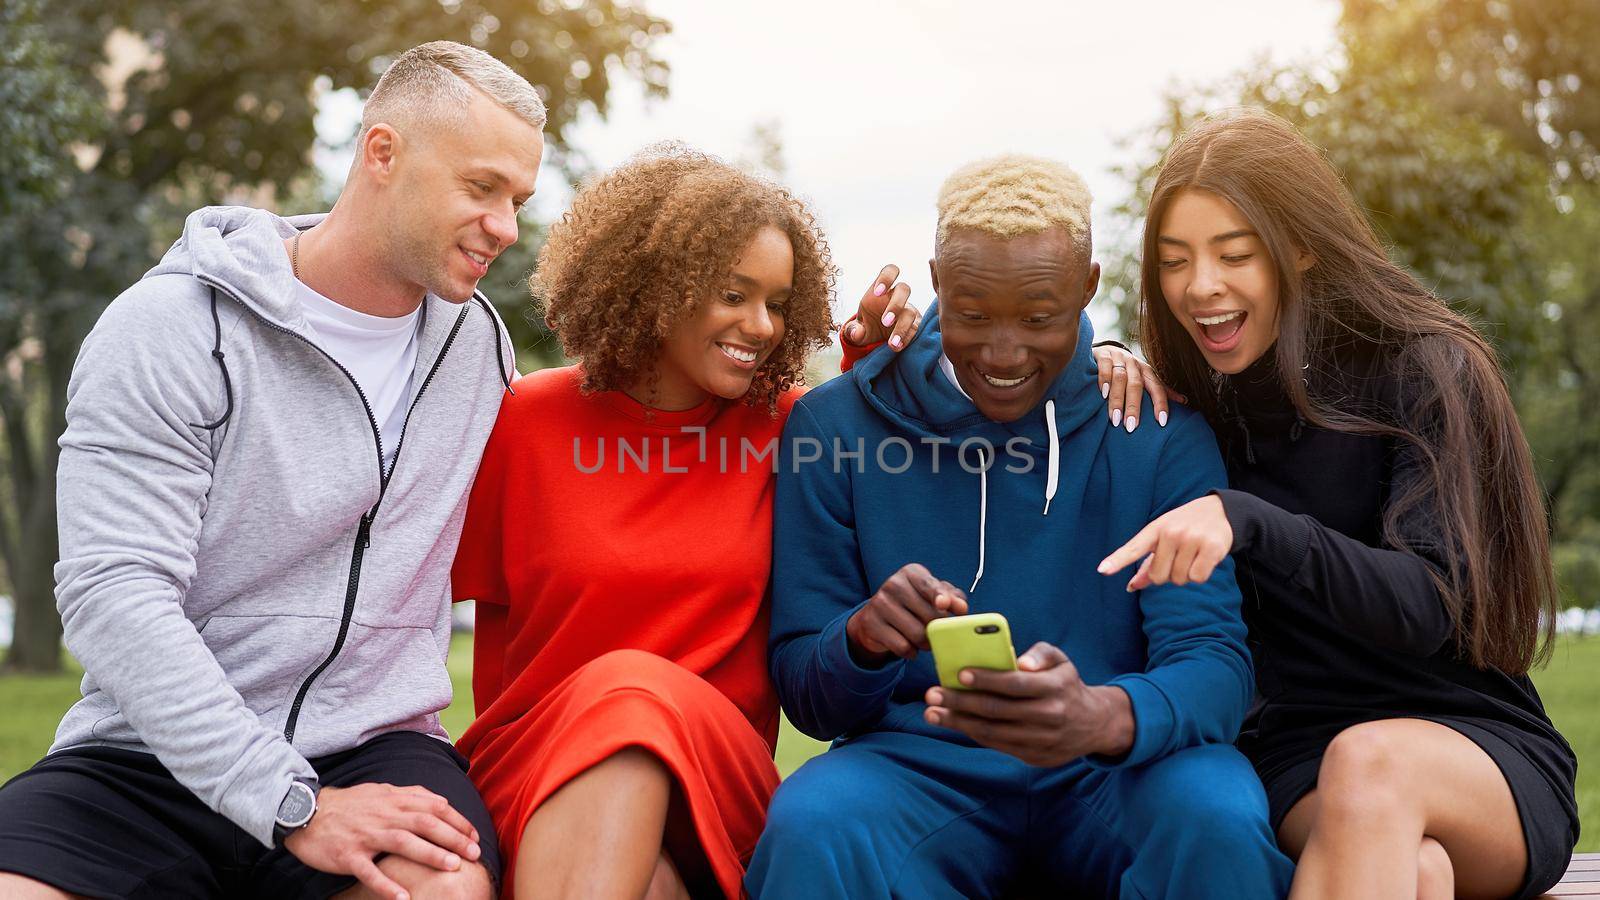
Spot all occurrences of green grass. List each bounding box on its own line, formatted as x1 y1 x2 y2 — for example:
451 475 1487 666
0 664 83 782
4 634 1597 851
1533 636 1600 851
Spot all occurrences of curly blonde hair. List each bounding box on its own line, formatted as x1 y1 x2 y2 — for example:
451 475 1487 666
936 154 1093 250
536 143 837 410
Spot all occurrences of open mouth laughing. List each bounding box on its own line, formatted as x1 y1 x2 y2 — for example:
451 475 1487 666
1193 309 1247 353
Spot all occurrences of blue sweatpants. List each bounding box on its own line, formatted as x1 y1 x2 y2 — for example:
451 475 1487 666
747 730 1292 899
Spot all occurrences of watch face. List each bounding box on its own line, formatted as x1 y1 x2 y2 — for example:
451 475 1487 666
277 783 316 828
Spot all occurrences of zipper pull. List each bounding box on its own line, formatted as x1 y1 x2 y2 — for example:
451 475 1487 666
357 511 374 548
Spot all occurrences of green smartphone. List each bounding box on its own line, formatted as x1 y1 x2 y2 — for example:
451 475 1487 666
926 612 1018 690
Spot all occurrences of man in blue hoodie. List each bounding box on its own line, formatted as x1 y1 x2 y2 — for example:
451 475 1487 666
747 156 1293 898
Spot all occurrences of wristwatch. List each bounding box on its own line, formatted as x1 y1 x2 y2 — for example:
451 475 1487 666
273 777 319 846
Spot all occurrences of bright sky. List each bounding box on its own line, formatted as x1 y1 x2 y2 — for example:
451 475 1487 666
323 0 1342 339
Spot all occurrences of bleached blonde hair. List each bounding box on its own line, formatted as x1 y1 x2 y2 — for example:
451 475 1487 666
362 41 546 142
935 154 1093 252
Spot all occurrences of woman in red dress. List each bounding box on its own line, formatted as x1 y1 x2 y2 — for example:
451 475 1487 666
452 145 919 900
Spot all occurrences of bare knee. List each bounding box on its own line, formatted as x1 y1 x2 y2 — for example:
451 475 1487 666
0 873 80 900
1321 722 1406 787
1416 837 1454 900
524 746 671 834
337 856 494 900
1315 723 1418 824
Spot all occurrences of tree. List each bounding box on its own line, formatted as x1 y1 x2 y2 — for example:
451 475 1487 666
0 0 670 671
0 0 106 672
1339 0 1600 186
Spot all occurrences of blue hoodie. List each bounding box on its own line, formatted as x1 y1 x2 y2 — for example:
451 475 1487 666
770 306 1252 768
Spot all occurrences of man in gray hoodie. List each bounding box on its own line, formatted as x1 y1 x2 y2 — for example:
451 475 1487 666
0 42 541 900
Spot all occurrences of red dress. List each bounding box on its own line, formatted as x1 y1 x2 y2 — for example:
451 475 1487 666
452 366 801 898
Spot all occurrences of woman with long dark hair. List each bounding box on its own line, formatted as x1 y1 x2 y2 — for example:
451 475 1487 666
1096 109 1577 899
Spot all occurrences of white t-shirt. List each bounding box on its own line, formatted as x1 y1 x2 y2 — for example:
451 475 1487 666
294 280 422 472
939 352 973 400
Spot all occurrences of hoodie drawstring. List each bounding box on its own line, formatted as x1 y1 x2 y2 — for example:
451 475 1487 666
1219 384 1258 465
473 293 516 395
968 399 1061 593
1239 417 1257 464
193 287 235 431
1043 399 1059 515
971 446 987 593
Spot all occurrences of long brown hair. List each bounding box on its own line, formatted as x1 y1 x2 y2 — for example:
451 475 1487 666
1138 108 1557 675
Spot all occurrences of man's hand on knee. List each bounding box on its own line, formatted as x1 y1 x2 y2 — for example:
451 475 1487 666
285 783 483 900
335 855 494 900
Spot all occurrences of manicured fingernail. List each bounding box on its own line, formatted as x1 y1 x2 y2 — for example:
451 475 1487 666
881 311 896 327
1111 409 1122 428
1158 411 1168 427
873 282 886 297
1125 416 1137 432
1101 382 1110 399
959 670 974 685
890 334 903 349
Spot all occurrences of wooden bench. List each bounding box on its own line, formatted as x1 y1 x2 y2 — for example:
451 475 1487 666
1544 853 1600 898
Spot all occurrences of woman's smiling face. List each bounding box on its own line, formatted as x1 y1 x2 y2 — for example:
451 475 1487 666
1156 188 1283 374
650 225 793 409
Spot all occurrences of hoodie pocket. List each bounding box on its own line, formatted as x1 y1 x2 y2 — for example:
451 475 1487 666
295 621 453 748
199 613 332 720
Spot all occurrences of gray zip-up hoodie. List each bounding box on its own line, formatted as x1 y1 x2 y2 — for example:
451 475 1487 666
51 206 515 847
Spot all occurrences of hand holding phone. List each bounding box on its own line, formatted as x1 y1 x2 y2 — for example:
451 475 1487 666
926 613 1017 690
922 640 1136 766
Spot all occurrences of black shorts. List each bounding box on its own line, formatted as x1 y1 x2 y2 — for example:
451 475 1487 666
1250 716 1578 900
0 730 502 899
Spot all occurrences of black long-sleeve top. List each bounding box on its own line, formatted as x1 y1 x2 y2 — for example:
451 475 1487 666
1210 343 1575 800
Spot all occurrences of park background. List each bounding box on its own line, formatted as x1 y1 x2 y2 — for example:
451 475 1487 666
1 0 1596 851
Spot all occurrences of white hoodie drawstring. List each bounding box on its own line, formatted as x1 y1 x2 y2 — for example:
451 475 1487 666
971 447 987 593
1043 399 1059 516
968 400 1060 592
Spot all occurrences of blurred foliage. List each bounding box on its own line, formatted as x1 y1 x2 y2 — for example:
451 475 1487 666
1106 0 1600 596
0 0 670 670
1340 0 1600 184
481 218 569 373
0 0 103 219
1556 524 1600 612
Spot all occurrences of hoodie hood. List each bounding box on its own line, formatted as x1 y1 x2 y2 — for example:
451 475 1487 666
850 301 1106 450
152 205 321 336
848 302 1107 590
